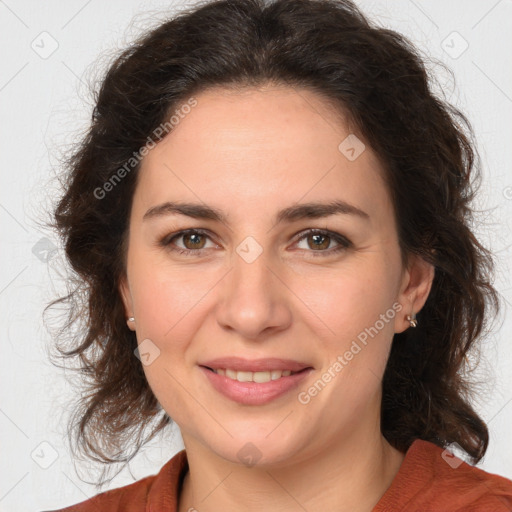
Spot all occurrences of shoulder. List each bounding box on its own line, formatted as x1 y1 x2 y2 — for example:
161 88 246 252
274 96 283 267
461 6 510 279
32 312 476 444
44 449 188 512
374 439 512 512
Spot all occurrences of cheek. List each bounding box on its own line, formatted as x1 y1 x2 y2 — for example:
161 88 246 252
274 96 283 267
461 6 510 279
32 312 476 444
291 255 401 412
129 256 211 345
293 259 399 344
293 267 399 427
127 263 209 419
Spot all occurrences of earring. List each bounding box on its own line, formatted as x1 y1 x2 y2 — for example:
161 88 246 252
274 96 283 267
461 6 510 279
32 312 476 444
406 313 417 328
127 317 135 322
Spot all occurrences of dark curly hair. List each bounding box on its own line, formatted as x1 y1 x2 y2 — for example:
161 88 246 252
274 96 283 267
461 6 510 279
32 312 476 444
46 0 500 486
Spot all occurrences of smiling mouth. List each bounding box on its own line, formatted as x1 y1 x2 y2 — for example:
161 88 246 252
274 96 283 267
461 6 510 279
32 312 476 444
202 366 310 383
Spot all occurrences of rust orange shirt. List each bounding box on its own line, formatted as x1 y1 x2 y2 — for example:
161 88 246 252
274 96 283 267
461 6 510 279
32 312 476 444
47 439 512 511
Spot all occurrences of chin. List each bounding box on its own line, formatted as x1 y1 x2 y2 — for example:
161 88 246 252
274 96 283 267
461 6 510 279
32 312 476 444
207 433 305 468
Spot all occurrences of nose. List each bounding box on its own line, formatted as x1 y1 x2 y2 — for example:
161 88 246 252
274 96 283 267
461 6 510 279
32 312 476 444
215 243 292 340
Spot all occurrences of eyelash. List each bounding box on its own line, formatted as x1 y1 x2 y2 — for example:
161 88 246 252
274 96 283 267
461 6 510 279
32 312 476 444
159 228 352 258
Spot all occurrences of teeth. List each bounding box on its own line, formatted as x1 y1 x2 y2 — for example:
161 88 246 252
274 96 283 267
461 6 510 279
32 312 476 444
214 368 295 383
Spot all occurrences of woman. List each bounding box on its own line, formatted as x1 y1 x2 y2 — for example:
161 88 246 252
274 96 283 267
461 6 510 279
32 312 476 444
46 0 512 510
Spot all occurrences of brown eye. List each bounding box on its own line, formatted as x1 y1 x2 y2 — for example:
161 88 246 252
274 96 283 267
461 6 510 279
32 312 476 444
294 229 352 257
181 232 207 250
306 233 331 250
160 229 216 256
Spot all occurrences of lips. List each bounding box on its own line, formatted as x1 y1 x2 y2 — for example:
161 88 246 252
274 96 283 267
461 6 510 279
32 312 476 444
198 357 314 405
198 356 312 373
199 364 314 405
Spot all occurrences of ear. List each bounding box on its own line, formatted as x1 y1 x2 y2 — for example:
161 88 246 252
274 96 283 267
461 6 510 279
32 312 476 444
394 254 435 333
119 274 136 331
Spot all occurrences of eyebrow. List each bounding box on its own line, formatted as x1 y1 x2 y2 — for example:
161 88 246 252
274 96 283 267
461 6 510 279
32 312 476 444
143 199 370 224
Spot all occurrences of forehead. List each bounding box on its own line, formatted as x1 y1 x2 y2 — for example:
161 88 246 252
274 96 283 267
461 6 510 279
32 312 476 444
162 84 352 155
134 85 391 224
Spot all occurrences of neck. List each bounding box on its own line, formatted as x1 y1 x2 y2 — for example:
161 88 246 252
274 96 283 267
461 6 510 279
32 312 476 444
177 412 405 512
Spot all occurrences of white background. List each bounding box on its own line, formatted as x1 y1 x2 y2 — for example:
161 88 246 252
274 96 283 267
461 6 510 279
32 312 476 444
0 0 511 510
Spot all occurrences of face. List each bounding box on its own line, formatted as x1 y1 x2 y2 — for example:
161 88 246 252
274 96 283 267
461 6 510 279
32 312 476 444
120 85 433 466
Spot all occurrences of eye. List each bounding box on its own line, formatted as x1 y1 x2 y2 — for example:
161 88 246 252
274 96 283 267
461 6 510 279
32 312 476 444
293 229 352 257
159 228 352 257
159 229 217 256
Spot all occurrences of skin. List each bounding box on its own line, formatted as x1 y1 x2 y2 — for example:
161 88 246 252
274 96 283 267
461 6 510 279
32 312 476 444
119 84 435 512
